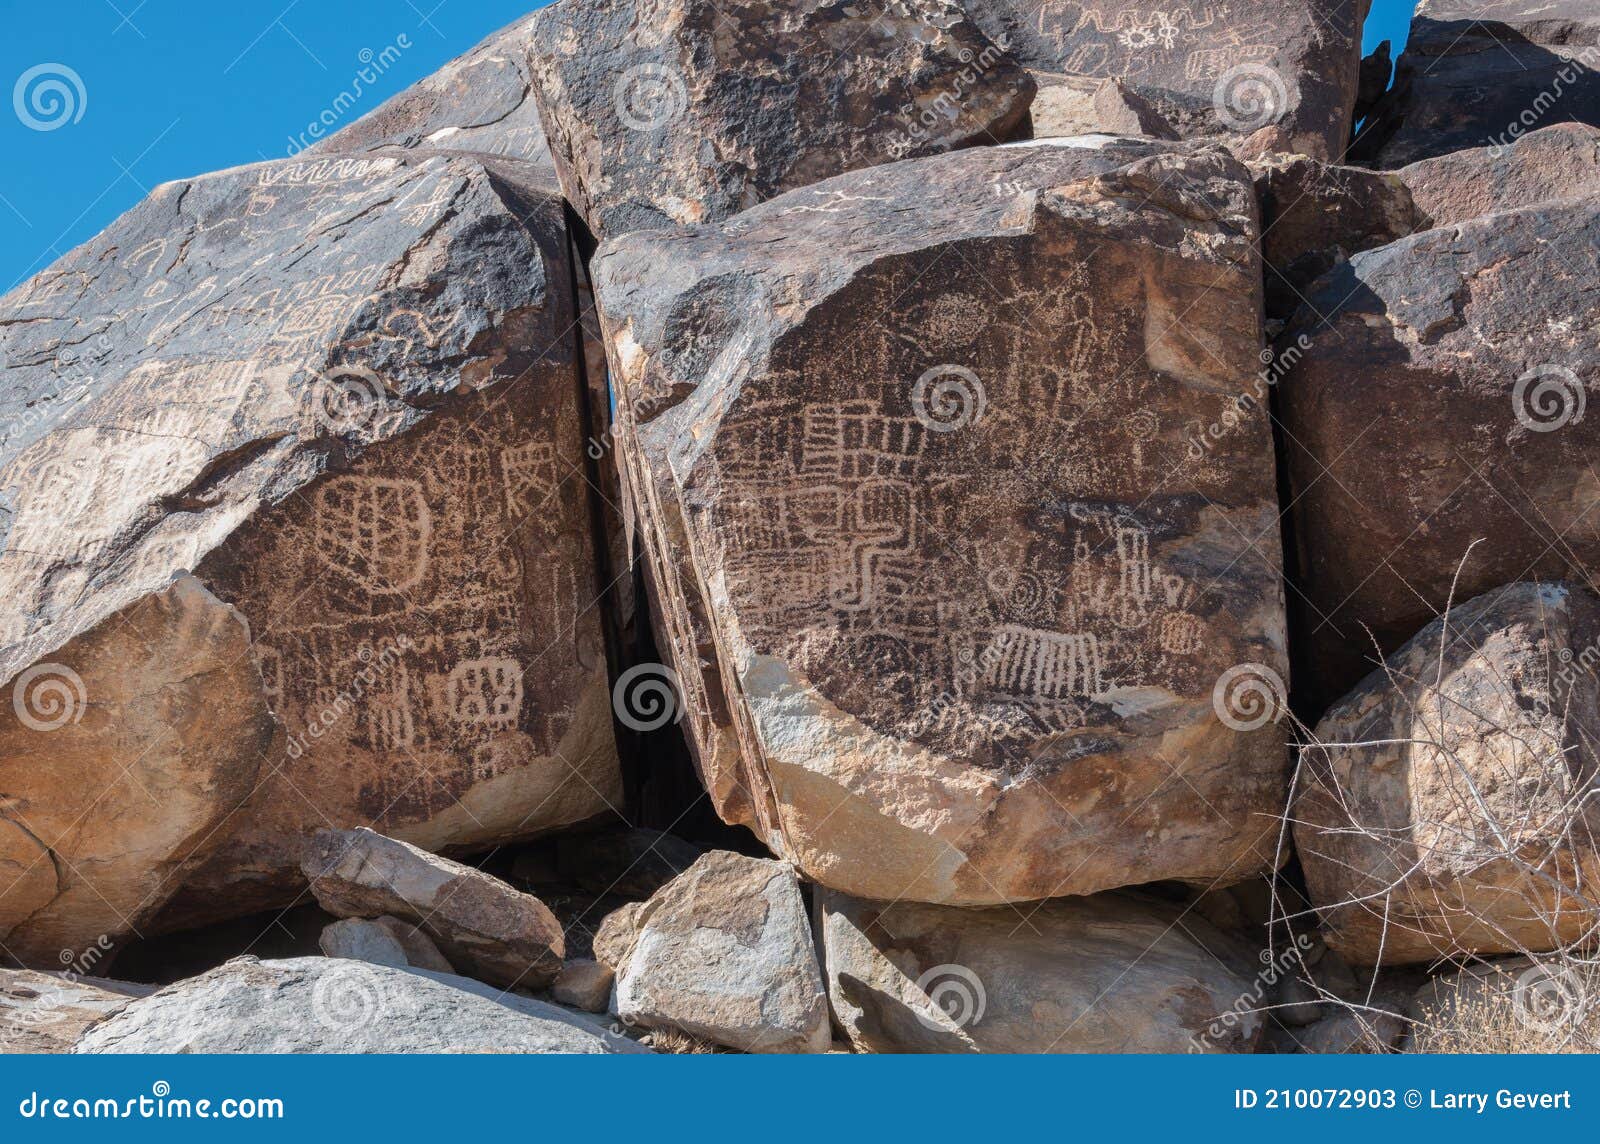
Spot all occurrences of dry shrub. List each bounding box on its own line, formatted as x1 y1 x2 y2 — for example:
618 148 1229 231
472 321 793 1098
1412 958 1600 1053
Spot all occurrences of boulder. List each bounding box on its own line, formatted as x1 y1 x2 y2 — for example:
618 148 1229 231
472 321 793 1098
1250 154 1421 322
303 828 565 989
72 957 649 1054
1398 122 1600 230
526 0 1035 240
592 900 646 972
307 14 553 165
816 889 1266 1052
553 827 702 899
593 138 1289 906
1280 195 1600 703
0 149 622 942
1 970 152 1054
1295 583 1600 965
614 851 830 1053
318 916 454 973
1366 1 1600 169
1029 75 1179 140
551 959 614 1012
969 0 1365 159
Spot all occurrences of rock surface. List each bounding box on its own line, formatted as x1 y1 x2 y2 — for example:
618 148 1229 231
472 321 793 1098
304 828 565 989
1295 583 1600 966
0 970 152 1054
0 149 623 942
1030 75 1179 140
817 889 1265 1052
1280 194 1600 702
970 0 1364 159
594 138 1289 906
592 900 645 972
318 915 455 973
308 14 553 165
1398 122 1600 230
614 851 830 1053
551 959 614 1012
527 0 1035 240
72 956 647 1054
1367 1 1600 168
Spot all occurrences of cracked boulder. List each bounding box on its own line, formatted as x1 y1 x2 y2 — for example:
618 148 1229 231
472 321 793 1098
0 151 621 950
817 888 1266 1052
1279 193 1600 704
1397 122 1600 230
1295 583 1600 966
526 0 1035 240
969 0 1366 160
593 139 1289 906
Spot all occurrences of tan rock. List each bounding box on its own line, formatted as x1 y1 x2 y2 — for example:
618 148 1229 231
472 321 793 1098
1 970 151 1054
303 828 565 990
593 138 1289 906
592 900 645 973
551 959 614 1012
1029 74 1179 140
1398 122 1600 230
318 915 454 973
1295 583 1600 965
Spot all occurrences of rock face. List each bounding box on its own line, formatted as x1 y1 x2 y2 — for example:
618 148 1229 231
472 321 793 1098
303 828 565 989
307 14 553 166
1030 75 1179 140
1368 1 1600 169
614 851 830 1053
1 970 152 1054
551 959 614 1012
1295 583 1600 966
527 0 1036 240
594 139 1289 906
1398 123 1600 230
1280 195 1600 702
817 889 1265 1053
969 0 1364 159
72 957 648 1054
0 149 623 940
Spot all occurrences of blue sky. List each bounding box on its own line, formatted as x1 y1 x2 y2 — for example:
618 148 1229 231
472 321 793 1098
3 1 1418 293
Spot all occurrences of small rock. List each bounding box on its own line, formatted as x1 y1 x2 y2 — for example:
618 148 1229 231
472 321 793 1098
319 918 410 969
551 960 614 1013
1029 74 1179 140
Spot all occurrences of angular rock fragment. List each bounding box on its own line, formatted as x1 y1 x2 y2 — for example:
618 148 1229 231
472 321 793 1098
307 13 554 166
527 0 1035 240
594 139 1289 906
1030 75 1179 140
970 0 1365 159
0 149 622 942
817 889 1265 1053
592 900 645 972
318 915 454 973
1 970 152 1054
614 851 830 1053
551 959 614 1012
1280 196 1600 702
1398 122 1600 230
303 828 565 989
1366 1 1600 168
1295 583 1600 965
72 957 648 1054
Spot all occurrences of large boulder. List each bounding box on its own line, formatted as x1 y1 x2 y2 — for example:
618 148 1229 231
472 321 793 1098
1398 122 1600 230
613 851 830 1053
1 970 152 1054
0 150 622 944
526 0 1035 240
817 889 1266 1052
593 139 1289 906
306 14 553 166
1295 583 1600 966
303 828 565 990
72 957 648 1053
1279 195 1600 703
1365 1 1600 169
969 0 1366 159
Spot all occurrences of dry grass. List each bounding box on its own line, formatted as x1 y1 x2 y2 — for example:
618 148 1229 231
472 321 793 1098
1412 959 1600 1053
641 1026 725 1054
